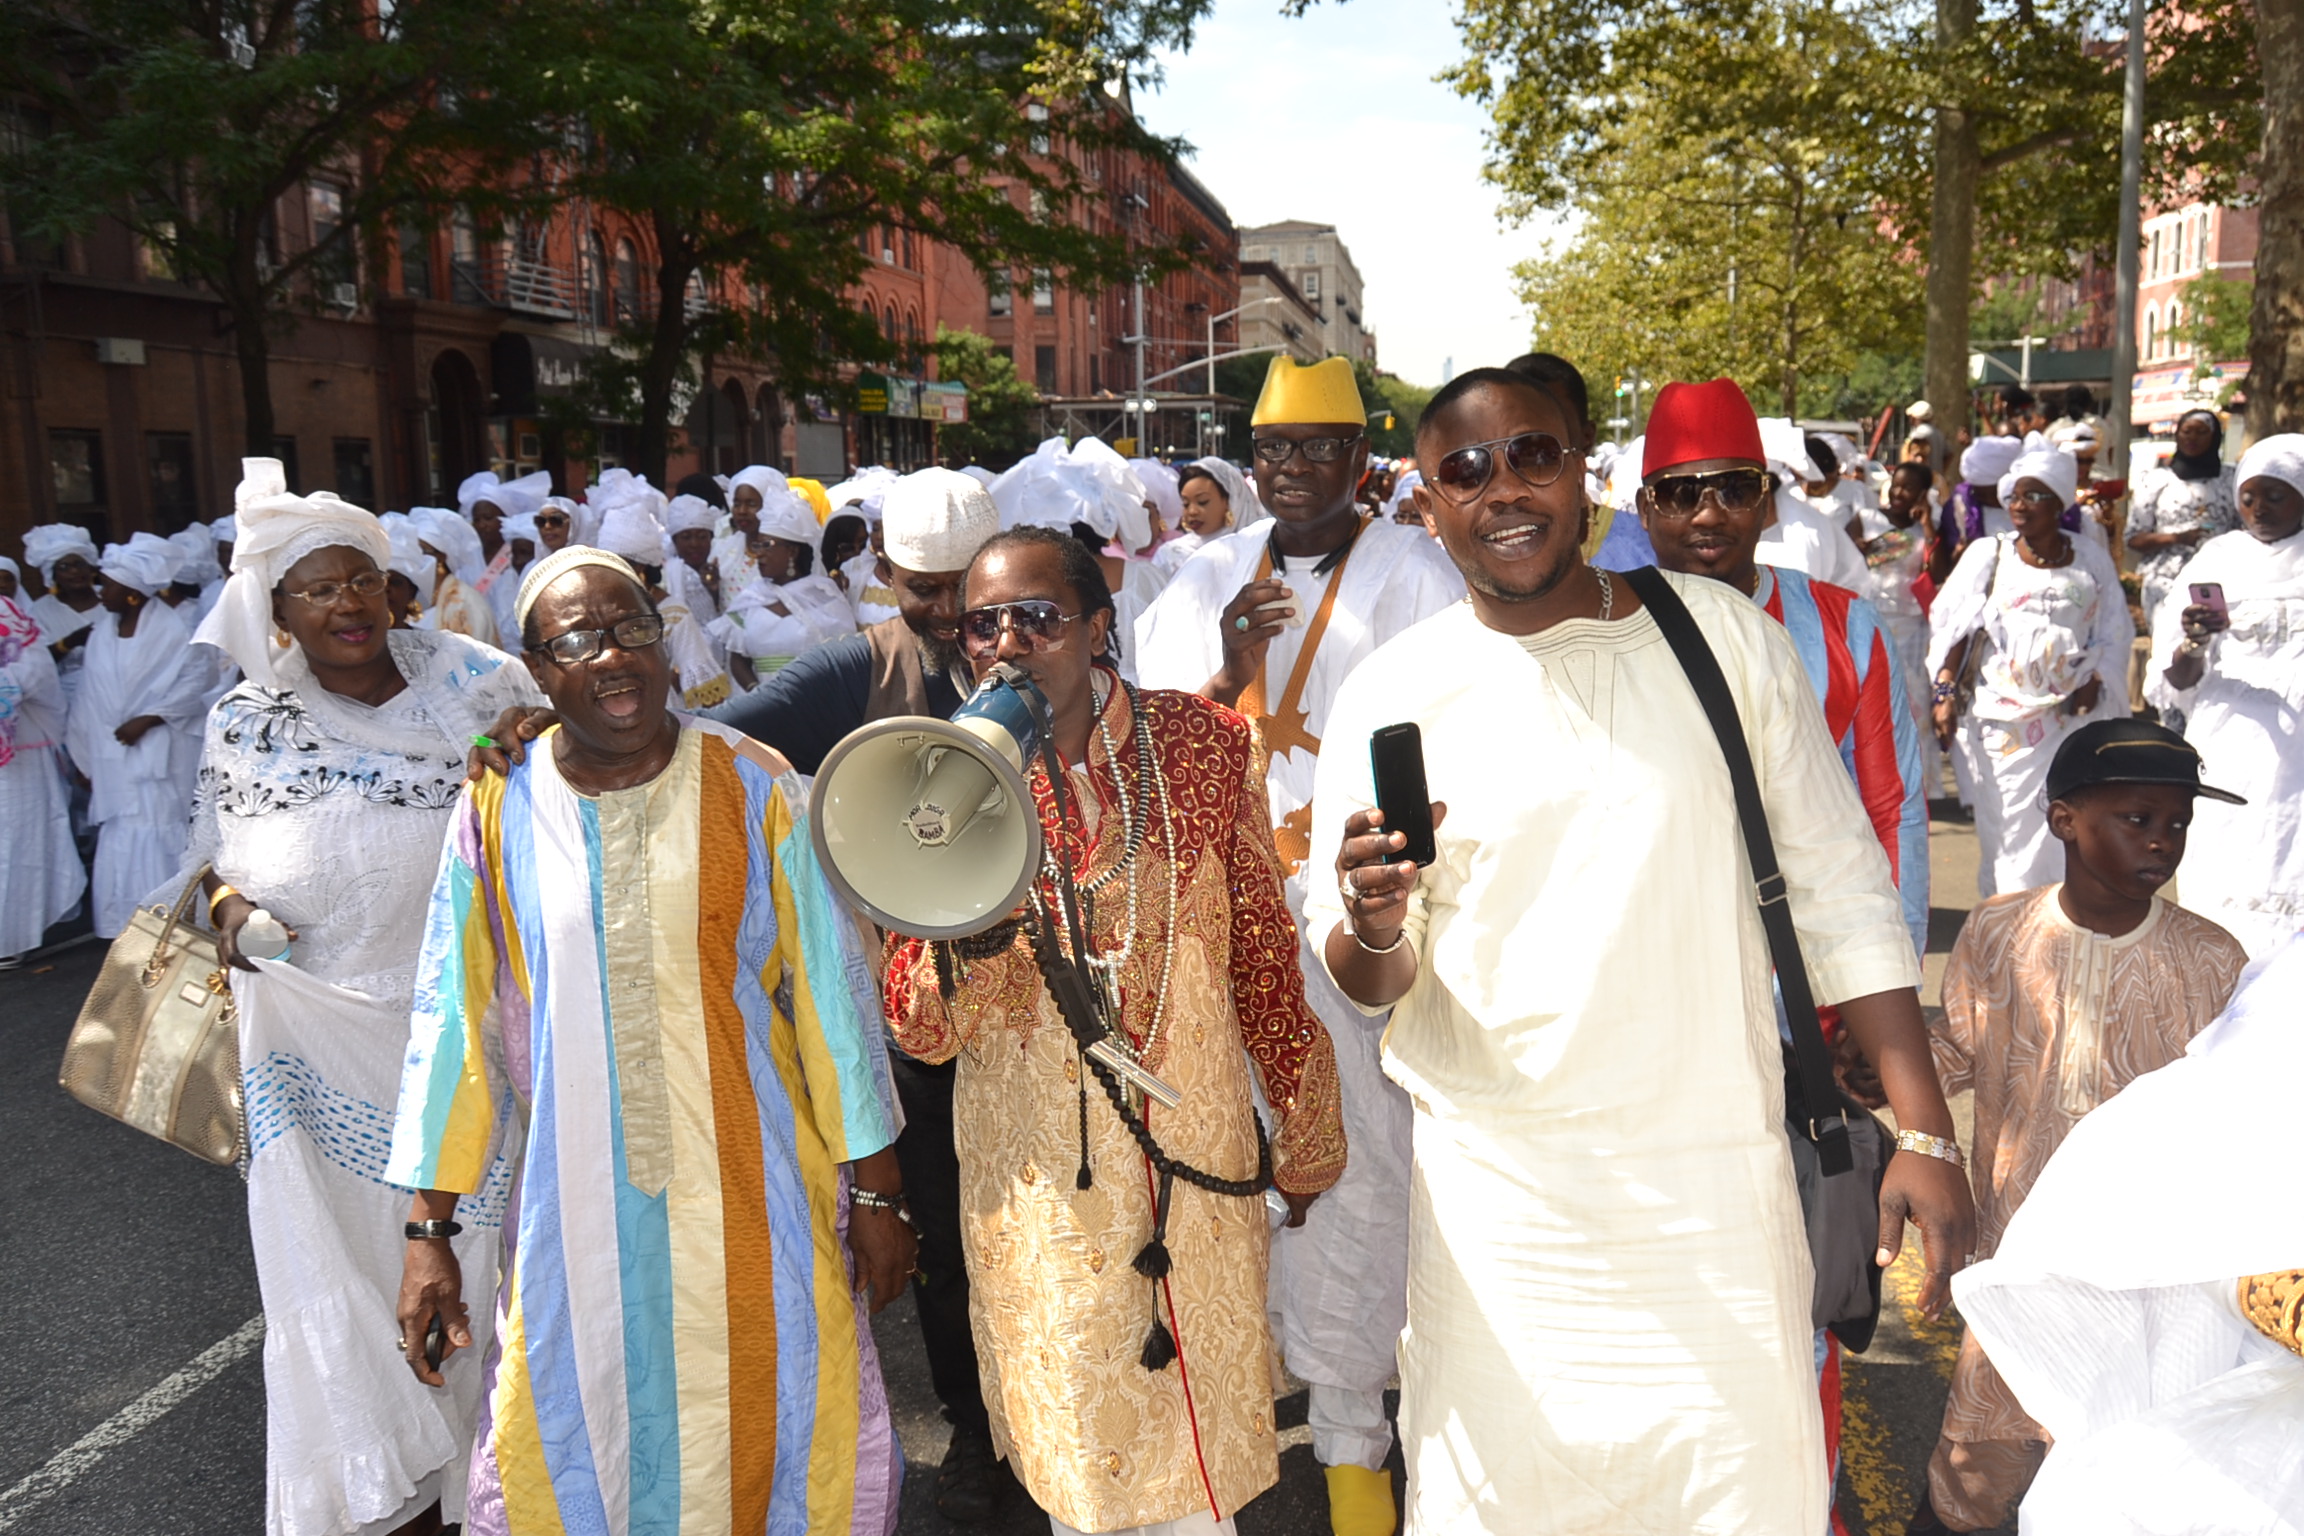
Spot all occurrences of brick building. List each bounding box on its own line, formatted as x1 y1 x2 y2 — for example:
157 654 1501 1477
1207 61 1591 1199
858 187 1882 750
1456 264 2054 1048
2131 200 2256 432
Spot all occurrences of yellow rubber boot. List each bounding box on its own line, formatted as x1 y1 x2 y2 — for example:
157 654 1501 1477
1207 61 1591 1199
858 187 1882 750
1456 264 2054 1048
1325 1463 1398 1536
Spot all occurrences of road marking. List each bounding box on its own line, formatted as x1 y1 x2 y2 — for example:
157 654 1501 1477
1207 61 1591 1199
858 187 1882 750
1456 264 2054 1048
0 1313 265 1531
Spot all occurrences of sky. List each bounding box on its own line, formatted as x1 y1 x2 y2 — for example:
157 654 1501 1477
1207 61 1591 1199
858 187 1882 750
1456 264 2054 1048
1136 0 1563 389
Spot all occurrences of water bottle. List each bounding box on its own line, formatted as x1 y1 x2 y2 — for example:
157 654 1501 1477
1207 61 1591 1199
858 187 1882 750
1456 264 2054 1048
241 909 292 964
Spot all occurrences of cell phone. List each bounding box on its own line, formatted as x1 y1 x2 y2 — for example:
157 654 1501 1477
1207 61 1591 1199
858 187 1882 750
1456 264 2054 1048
2189 582 2228 623
425 1315 447 1372
1369 722 1438 868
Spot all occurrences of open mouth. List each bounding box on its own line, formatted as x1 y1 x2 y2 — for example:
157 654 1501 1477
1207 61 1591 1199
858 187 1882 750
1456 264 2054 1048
333 625 374 645
594 677 646 720
1478 518 1550 554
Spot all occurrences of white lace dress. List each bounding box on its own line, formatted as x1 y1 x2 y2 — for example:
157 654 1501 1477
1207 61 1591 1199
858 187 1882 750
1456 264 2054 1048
182 628 540 1536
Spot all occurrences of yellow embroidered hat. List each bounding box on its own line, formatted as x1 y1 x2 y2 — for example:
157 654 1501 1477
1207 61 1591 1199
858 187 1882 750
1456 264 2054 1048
1251 356 1367 428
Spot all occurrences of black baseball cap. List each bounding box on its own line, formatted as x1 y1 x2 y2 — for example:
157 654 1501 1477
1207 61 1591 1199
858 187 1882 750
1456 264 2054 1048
2045 718 2246 805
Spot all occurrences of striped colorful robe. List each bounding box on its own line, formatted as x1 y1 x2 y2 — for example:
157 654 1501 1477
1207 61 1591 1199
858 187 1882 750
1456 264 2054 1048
385 719 902 1536
1755 567 1929 957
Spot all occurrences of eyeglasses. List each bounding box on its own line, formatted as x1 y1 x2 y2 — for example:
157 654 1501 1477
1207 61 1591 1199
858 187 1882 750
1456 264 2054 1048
959 599 1082 659
1430 432 1572 501
281 570 390 607
1643 469 1772 519
530 613 665 666
2006 485 2064 509
1252 433 1363 465
535 513 570 529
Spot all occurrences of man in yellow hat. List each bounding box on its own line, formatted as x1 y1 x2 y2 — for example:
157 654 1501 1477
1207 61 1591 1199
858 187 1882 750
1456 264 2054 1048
1136 355 1464 1536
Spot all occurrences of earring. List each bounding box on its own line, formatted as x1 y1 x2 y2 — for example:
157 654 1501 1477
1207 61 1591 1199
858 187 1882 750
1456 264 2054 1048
275 626 292 648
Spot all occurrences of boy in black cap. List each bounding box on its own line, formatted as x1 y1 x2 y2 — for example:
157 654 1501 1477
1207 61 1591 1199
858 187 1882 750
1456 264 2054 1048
1910 718 2252 1533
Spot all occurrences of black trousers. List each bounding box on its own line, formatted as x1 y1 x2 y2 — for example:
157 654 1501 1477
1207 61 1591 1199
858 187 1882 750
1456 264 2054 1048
887 1049 990 1435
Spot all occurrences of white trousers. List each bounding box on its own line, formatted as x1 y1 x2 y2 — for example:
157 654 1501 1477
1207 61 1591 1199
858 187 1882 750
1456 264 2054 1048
1968 711 2078 899
1309 1382 1392 1471
1050 1511 1237 1536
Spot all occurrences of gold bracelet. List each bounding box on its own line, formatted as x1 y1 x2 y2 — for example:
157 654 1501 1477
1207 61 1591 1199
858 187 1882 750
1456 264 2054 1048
207 882 241 917
1894 1128 1965 1168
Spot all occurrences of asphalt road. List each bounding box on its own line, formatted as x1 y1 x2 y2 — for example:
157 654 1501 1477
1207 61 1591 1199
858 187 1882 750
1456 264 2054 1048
0 805 1997 1536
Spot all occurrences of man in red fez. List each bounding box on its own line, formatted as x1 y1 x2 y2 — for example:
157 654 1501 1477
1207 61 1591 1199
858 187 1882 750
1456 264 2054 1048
1641 376 1935 1514
1311 366 1974 1535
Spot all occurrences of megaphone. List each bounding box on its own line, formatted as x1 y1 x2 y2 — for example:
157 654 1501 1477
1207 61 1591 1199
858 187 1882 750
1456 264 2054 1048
809 668 1047 939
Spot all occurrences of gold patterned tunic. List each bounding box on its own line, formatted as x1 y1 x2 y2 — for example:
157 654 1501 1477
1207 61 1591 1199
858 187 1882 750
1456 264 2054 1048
885 679 1347 1533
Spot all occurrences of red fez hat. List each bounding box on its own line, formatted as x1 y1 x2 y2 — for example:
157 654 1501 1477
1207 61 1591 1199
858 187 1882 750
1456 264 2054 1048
1642 379 1766 479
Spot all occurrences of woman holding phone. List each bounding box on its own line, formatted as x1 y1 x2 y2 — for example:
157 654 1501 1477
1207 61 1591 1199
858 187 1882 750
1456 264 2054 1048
1927 445 2134 898
2147 434 2304 958
2127 408 2238 629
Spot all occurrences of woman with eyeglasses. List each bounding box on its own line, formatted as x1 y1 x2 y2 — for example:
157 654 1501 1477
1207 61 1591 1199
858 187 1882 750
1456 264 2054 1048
176 459 544 1536
884 524 1348 1536
1927 446 2134 897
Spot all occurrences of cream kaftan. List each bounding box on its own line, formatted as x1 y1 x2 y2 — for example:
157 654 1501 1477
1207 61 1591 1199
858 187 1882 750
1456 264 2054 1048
1304 577 1920 1534
1134 517 1465 1447
2144 526 2304 957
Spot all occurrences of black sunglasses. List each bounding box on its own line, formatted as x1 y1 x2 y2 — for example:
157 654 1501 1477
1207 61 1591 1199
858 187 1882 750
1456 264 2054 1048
959 599 1082 658
1643 469 1772 519
1252 434 1363 465
1430 432 1572 500
530 613 665 666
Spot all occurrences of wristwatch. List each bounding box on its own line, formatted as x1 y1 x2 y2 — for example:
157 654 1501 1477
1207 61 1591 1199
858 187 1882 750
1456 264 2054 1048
850 1188 914 1229
405 1219 463 1241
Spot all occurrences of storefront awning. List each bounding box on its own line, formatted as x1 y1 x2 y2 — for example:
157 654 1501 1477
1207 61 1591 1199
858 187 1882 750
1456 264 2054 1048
491 332 596 416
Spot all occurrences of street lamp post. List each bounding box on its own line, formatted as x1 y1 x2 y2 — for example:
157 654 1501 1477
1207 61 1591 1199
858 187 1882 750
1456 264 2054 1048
1208 295 1288 395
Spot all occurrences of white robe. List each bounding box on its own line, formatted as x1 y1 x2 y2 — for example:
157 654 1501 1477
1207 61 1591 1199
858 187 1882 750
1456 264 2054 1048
1134 517 1466 1450
708 573 856 678
182 629 538 1536
2144 527 2304 957
1302 579 1920 1535
1954 931 2304 1536
1927 534 2133 897
842 549 901 628
64 601 208 936
0 633 85 955
1854 506 1938 795
1109 557 1171 685
30 592 98 713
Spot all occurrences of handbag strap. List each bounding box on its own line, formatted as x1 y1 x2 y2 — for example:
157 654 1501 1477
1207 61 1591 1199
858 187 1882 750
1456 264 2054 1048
1621 566 1854 1177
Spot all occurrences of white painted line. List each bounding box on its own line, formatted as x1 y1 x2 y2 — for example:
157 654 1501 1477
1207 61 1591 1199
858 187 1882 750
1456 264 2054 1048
0 1313 265 1531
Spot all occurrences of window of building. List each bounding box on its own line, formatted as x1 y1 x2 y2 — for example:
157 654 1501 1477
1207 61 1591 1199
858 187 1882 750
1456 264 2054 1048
2166 303 2184 353
884 304 898 340
146 433 200 530
583 230 608 324
50 430 103 508
141 223 178 282
990 271 1012 318
1027 102 1050 155
1032 269 1054 314
883 227 896 264
398 223 432 299
614 238 640 323
450 205 481 300
1302 271 1320 298
1090 356 1101 393
905 309 920 367
310 181 354 302
903 228 916 269
2198 213 2212 270
273 437 301 493
2143 305 2158 360
1304 244 1319 262
1035 345 1058 393
334 438 375 508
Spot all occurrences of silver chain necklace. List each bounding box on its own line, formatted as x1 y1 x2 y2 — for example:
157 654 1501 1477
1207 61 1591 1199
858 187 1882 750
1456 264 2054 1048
1595 567 1614 621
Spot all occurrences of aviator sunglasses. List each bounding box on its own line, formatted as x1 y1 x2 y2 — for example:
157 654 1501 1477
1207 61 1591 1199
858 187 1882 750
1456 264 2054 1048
1430 432 1572 501
1643 468 1772 519
959 599 1084 659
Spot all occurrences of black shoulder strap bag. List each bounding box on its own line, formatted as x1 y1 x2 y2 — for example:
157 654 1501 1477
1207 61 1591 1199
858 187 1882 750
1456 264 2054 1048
1621 565 1893 1351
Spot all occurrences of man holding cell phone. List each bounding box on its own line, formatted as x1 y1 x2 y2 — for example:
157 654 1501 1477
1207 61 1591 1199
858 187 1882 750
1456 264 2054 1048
1306 367 1974 1536
1135 356 1465 1536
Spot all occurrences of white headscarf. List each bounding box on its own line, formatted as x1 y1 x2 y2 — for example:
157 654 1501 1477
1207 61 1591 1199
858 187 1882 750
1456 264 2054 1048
455 470 502 519
409 505 486 586
502 509 540 544
824 465 898 520
1998 446 2080 509
1960 435 2025 487
1069 436 1154 550
1190 456 1269 528
2235 433 2304 504
167 526 222 586
1130 458 1183 530
22 523 100 583
663 494 719 537
195 457 391 688
596 498 668 567
379 512 436 596
959 466 997 488
98 532 183 595
754 486 823 554
727 464 791 511
991 440 1112 536
0 554 17 583
481 470 552 521
210 515 237 543
1382 467 1422 520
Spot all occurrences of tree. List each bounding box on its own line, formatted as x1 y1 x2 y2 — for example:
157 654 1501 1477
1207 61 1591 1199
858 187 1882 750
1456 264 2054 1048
0 0 529 455
518 0 1212 483
2249 0 2304 433
1365 371 1432 457
933 324 1041 468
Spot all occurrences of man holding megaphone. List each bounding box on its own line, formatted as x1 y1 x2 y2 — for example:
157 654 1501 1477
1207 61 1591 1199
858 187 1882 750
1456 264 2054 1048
858 524 1348 1536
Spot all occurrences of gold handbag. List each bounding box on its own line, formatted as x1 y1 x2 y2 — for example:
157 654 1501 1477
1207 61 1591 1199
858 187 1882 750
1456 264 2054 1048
58 867 245 1166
